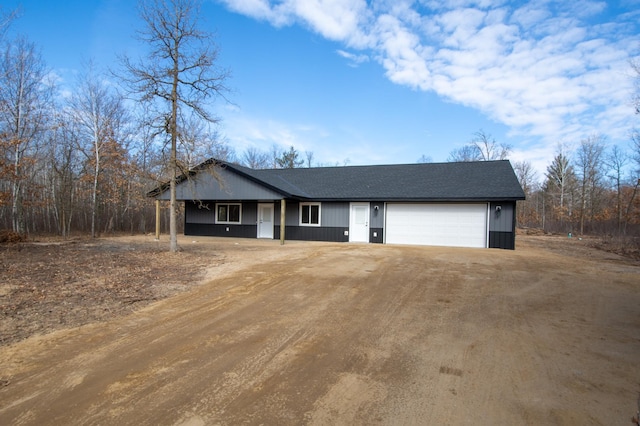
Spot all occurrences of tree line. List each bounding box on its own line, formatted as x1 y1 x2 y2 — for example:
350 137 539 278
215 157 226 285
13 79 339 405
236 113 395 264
1 2 639 242
0 2 328 240
447 129 640 238
515 134 640 238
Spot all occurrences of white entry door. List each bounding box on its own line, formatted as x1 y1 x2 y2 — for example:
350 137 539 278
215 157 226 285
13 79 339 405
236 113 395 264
349 202 370 243
257 203 274 239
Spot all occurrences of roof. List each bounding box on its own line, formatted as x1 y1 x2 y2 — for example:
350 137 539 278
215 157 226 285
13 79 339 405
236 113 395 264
149 159 526 201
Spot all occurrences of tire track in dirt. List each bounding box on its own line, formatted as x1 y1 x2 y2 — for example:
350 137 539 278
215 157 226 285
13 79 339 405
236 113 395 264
1 237 639 425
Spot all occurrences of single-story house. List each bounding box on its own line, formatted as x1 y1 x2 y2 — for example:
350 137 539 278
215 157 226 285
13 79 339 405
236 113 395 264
148 159 526 249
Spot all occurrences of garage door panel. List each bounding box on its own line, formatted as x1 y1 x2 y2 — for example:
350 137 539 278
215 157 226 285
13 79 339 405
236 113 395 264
386 204 487 248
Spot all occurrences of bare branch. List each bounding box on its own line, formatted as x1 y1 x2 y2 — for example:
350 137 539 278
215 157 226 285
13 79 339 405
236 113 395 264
118 0 230 252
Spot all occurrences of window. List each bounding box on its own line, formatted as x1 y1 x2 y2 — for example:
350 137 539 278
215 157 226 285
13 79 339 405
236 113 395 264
216 203 241 224
300 202 321 226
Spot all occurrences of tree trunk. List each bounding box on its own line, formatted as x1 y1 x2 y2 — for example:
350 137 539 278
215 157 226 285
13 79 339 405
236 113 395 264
169 49 180 253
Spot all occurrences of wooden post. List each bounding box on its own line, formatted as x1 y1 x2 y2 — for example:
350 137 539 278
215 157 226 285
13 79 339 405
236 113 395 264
155 199 161 240
280 199 286 245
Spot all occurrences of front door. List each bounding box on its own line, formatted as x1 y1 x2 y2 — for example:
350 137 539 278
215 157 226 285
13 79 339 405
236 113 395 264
349 202 370 243
257 203 274 239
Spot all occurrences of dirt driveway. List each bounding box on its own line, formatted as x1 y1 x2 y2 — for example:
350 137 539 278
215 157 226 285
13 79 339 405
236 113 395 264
1 235 639 425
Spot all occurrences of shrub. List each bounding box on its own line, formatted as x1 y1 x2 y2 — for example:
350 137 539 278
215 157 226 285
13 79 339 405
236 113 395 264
0 230 26 244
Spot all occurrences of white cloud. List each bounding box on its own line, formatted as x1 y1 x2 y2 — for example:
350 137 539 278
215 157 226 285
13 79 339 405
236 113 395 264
220 0 372 46
221 0 639 168
336 49 369 66
221 110 330 156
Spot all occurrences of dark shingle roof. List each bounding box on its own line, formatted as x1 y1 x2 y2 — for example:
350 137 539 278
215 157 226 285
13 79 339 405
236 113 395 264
222 160 525 201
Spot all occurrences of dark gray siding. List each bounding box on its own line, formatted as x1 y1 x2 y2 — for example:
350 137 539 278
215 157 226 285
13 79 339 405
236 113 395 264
242 202 258 225
185 223 256 238
488 201 516 249
489 202 514 232
160 167 283 201
369 202 384 228
270 201 349 242
276 201 299 227
185 201 258 226
275 201 349 228
275 226 349 242
184 199 517 248
185 202 215 224
322 202 349 227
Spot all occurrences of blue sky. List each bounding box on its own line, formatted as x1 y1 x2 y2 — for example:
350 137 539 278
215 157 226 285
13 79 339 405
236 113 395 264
6 0 640 178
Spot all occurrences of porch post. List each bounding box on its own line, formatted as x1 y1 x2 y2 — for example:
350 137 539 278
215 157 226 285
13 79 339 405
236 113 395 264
280 199 286 245
155 199 161 240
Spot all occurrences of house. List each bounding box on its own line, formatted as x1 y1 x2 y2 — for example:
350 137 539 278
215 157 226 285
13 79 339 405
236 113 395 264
148 159 526 249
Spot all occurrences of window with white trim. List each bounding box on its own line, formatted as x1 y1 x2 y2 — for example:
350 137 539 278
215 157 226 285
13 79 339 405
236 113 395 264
215 203 242 224
299 202 321 226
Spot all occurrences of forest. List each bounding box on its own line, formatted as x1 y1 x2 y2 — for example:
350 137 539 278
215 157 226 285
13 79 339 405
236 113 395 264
1 5 639 245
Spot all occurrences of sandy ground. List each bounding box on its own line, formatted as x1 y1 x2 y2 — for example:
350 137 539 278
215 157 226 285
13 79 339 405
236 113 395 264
0 235 639 425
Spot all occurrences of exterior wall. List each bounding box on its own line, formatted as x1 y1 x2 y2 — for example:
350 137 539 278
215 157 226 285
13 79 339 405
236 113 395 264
274 226 349 242
369 202 384 243
159 167 283 201
488 201 516 249
273 201 350 242
182 199 518 249
184 200 259 238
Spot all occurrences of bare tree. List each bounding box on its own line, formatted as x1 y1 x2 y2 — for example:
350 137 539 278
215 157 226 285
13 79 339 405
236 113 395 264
447 144 480 162
576 134 606 234
417 154 432 163
177 119 233 169
514 160 539 227
0 7 18 40
514 161 536 193
242 147 270 169
269 144 280 169
625 130 640 227
472 130 511 161
544 145 576 232
606 145 628 233
120 0 229 252
48 115 81 237
305 150 314 168
447 130 510 162
0 37 53 233
68 62 129 238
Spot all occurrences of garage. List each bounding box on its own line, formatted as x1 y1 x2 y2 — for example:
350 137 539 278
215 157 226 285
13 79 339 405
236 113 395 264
385 203 488 248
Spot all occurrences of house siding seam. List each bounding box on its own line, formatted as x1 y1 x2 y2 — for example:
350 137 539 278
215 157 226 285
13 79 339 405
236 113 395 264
185 223 257 238
489 231 515 250
275 226 349 242
488 201 517 250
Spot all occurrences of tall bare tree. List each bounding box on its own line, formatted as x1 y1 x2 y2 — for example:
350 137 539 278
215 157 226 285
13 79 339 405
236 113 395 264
471 130 511 161
447 130 511 162
121 0 229 252
68 63 129 238
242 147 270 169
0 7 17 40
447 144 481 162
576 134 606 234
0 37 53 233
544 145 576 231
513 160 538 226
605 145 628 233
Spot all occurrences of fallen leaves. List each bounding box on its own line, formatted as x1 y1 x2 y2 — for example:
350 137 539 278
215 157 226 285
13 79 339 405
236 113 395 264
0 238 217 346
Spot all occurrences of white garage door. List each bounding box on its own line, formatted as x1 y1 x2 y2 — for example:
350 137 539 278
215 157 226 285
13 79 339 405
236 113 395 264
386 203 488 248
